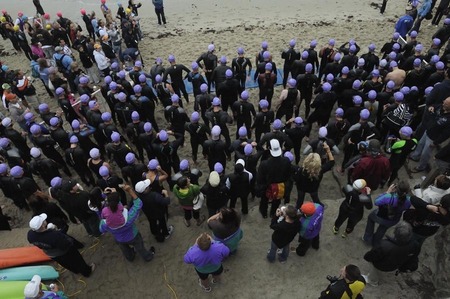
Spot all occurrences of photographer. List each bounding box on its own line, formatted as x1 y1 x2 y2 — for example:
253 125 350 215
266 205 300 263
99 183 155 262
319 264 366 299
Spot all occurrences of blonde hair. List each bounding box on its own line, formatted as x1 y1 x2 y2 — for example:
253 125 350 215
302 153 322 179
197 233 211 251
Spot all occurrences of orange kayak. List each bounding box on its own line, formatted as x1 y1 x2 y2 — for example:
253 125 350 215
0 247 51 269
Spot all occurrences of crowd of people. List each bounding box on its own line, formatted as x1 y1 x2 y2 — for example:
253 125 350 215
0 0 449 298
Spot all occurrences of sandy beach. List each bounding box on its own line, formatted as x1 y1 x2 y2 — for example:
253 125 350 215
0 0 446 298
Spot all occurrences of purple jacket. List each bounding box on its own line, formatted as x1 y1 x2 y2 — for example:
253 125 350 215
184 242 230 273
99 198 142 242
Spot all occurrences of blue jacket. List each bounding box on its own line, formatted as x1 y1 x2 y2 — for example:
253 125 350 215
395 15 414 38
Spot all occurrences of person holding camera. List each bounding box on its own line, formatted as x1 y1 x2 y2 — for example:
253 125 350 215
266 205 300 263
363 181 411 247
319 264 366 299
99 184 155 262
333 179 373 238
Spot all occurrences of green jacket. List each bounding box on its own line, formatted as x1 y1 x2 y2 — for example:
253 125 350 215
172 184 200 207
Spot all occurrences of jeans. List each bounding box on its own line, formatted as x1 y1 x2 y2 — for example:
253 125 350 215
117 232 154 262
410 132 433 170
363 209 398 247
267 241 289 262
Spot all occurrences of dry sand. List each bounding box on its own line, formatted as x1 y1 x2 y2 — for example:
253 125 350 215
0 0 443 298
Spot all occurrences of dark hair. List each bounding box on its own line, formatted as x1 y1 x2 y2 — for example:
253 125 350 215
396 180 410 203
344 264 361 282
219 207 240 227
436 175 450 190
284 205 298 219
441 194 450 210
89 187 104 211
234 163 244 174
28 194 48 214
177 176 188 188
106 192 120 213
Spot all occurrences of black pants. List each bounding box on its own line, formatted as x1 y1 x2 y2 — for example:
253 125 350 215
190 139 202 162
0 206 11 231
282 67 292 88
276 106 293 122
20 44 33 60
230 192 249 214
255 127 269 143
74 167 96 186
295 190 321 209
284 179 294 204
302 92 313 118
296 235 319 256
149 217 169 242
432 7 445 25
155 7 166 25
205 71 213 93
259 195 281 218
53 246 92 277
183 208 199 220
334 203 363 234
172 82 189 103
380 0 388 14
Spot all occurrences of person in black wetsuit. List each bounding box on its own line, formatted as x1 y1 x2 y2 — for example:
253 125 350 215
255 41 268 66
163 54 190 104
65 136 96 186
217 69 240 112
194 83 213 127
296 63 319 118
206 97 233 147
196 44 218 93
257 63 277 109
304 40 320 74
211 56 232 91
185 112 209 164
187 62 207 98
232 47 252 90
232 90 256 139
202 125 231 172
29 147 61 187
281 39 300 88
319 39 336 80
251 99 274 143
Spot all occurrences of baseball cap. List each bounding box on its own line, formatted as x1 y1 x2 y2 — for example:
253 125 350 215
301 202 316 216
352 179 367 191
29 214 47 231
24 275 42 298
269 139 282 157
135 179 151 193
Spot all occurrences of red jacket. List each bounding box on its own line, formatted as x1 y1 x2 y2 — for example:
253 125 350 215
351 154 390 190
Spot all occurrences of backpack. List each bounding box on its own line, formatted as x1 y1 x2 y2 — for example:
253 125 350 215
55 54 67 73
31 65 40 79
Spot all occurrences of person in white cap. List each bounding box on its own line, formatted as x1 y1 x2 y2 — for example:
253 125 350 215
256 139 292 218
29 147 61 187
24 274 67 299
27 213 96 277
202 125 231 171
333 179 372 238
135 178 174 242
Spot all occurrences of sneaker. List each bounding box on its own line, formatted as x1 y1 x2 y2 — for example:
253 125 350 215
332 226 339 234
198 278 211 292
276 249 282 254
90 263 96 273
341 232 348 238
165 225 174 240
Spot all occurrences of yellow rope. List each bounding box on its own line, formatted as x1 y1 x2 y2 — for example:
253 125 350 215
163 263 178 299
66 277 87 298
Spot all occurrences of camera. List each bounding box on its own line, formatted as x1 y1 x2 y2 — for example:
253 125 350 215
326 275 339 283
